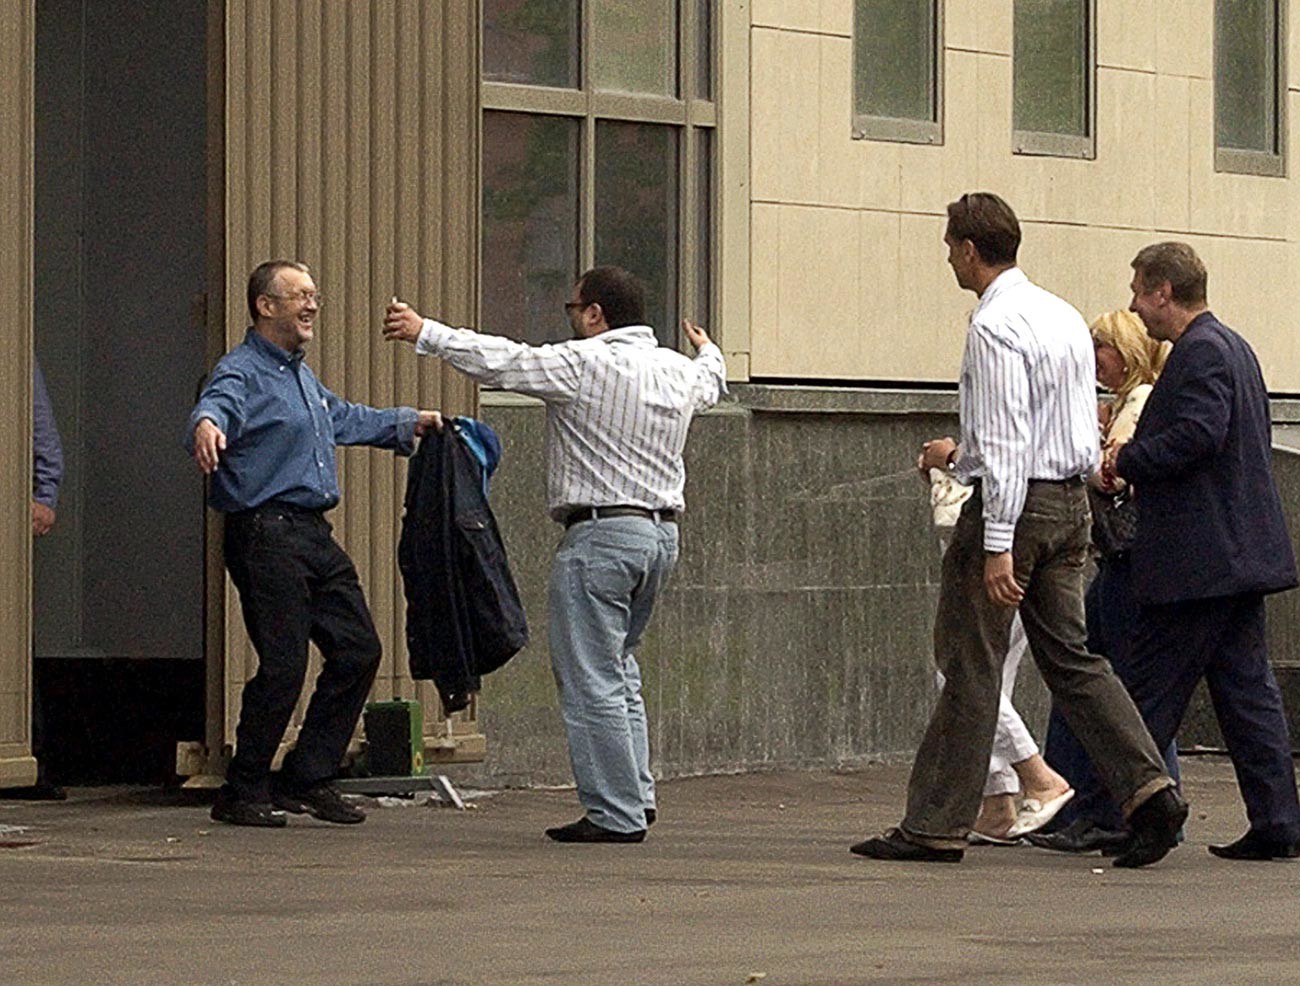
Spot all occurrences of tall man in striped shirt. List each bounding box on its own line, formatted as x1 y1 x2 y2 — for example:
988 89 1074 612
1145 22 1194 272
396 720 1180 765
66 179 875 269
850 193 1185 868
384 266 727 843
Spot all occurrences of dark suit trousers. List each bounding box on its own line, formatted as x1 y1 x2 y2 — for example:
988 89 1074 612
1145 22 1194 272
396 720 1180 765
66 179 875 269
902 482 1172 849
223 505 382 803
1120 595 1300 843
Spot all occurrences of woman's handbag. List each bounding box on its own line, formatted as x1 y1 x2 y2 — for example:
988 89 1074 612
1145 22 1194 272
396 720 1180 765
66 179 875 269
1088 484 1137 556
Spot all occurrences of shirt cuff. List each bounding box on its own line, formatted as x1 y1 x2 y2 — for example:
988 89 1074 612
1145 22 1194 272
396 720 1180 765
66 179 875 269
982 521 1016 554
415 318 454 356
394 406 419 455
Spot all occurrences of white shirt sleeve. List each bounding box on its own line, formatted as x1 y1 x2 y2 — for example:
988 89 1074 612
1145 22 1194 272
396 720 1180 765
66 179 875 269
415 318 583 402
965 321 1031 553
689 343 728 412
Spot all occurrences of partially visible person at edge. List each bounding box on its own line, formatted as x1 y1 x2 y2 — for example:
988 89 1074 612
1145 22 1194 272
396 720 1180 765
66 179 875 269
383 265 726 844
1031 310 1179 853
849 192 1185 868
0 362 66 801
187 259 442 829
1099 243 1300 861
927 469 1074 844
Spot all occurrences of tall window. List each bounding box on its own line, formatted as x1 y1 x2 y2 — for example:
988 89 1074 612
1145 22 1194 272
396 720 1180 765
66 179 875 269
482 0 716 346
1012 0 1095 158
1215 0 1286 176
852 0 943 144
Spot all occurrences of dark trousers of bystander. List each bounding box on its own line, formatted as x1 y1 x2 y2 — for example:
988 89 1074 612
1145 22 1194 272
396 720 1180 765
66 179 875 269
901 481 1172 850
222 503 382 804
1114 594 1300 844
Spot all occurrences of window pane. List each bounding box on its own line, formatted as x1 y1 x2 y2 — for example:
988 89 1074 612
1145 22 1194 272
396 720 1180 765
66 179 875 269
483 0 579 89
1013 0 1088 136
482 112 579 345
853 0 936 122
696 0 713 99
695 129 713 330
591 0 678 96
595 122 680 344
1216 0 1277 152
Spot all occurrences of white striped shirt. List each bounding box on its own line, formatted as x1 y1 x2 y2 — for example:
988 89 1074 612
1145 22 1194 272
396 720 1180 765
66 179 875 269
952 268 1099 553
416 320 727 520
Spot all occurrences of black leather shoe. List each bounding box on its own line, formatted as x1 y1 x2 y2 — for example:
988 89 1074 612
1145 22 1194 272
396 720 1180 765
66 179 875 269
1208 830 1300 861
211 786 286 828
273 781 365 824
849 828 963 863
1026 817 1129 854
1112 787 1188 869
644 808 657 827
545 817 646 843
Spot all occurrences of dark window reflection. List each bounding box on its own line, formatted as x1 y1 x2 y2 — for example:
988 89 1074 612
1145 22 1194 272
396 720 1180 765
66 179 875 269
482 111 580 344
595 122 680 345
484 0 580 89
697 0 713 99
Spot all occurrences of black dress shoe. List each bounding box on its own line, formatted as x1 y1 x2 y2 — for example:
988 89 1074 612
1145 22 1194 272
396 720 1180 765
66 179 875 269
1209 830 1300 861
211 786 287 828
545 817 646 843
849 827 963 863
645 808 656 827
1026 817 1128 854
272 781 365 824
1112 787 1188 869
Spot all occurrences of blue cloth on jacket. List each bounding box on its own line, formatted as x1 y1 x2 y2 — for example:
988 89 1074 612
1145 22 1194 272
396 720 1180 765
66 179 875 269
33 360 64 508
187 329 418 512
1117 311 1298 604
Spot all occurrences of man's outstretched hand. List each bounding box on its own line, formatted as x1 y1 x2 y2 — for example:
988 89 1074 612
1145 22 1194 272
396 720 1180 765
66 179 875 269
682 319 711 351
415 411 443 436
383 300 424 344
193 418 227 475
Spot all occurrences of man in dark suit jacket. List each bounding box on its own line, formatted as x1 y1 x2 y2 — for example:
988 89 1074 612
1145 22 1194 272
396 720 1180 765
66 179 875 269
1110 241 1300 860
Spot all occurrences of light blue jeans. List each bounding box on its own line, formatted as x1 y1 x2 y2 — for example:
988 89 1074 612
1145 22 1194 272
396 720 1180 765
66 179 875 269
549 515 680 833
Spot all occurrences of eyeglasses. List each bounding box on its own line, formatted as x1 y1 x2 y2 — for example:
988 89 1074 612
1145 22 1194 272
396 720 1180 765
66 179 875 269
563 301 587 312
265 290 324 306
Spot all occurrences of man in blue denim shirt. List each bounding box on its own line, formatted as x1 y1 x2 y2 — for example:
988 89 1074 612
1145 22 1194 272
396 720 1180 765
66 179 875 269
189 259 440 828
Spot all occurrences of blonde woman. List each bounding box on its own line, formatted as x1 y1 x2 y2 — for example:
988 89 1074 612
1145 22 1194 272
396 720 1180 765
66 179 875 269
1032 311 1178 852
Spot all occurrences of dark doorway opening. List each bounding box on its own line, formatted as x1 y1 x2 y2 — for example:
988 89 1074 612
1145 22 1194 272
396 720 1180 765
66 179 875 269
33 0 208 784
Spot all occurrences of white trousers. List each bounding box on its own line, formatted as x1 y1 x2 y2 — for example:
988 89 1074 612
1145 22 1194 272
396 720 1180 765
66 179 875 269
934 613 1039 797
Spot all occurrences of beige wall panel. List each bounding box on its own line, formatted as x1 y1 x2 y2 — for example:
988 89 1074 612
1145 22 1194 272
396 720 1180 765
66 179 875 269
751 27 821 204
855 209 904 372
1154 73 1193 231
820 0 852 35
749 203 781 356
1018 221 1149 327
948 0 1011 56
753 0 820 33
1071 68 1157 228
1099 0 1158 72
898 49 981 216
1156 0 1212 80
0 0 35 786
1187 78 1291 239
816 34 857 208
750 204 858 376
217 0 480 762
896 212 967 381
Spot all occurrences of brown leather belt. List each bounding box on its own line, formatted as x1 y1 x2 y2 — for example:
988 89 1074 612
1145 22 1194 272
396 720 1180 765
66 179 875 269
563 505 678 528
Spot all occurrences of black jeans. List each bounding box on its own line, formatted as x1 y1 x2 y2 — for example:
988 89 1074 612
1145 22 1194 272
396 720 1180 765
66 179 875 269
902 481 1172 849
223 504 382 803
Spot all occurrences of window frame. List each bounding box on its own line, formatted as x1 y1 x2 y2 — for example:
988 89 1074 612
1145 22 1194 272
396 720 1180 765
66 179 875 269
850 0 945 146
480 0 718 348
1011 0 1097 160
1214 0 1287 178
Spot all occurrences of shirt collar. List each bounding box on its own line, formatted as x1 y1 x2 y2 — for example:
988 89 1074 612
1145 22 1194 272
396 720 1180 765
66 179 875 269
593 325 658 347
973 267 1027 316
245 327 305 365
